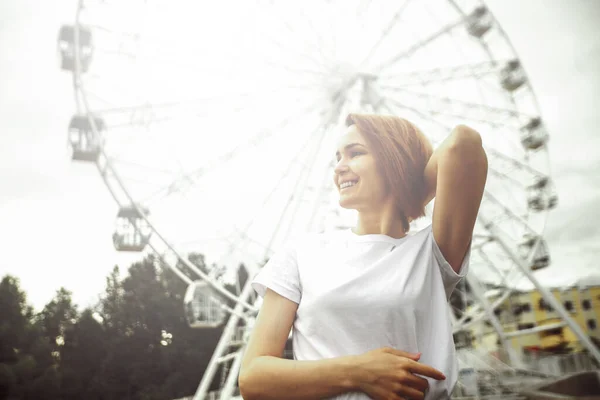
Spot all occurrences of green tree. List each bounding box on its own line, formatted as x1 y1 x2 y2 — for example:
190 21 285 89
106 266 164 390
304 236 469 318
60 308 106 400
0 276 32 364
38 287 78 354
0 275 64 400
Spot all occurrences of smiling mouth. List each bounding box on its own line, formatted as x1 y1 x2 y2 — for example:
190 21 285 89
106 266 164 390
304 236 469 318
339 180 358 190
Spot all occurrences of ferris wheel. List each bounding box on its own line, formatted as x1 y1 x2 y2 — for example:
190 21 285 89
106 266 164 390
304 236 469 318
57 0 599 398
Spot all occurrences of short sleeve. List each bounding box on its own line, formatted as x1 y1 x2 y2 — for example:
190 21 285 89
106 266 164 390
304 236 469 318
430 228 470 301
251 241 302 304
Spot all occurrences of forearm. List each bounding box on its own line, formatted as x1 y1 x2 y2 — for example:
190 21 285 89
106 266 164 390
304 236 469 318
423 125 483 205
239 355 359 400
423 145 440 206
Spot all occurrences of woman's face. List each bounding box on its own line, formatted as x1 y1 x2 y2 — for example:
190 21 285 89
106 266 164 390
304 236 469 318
333 124 390 211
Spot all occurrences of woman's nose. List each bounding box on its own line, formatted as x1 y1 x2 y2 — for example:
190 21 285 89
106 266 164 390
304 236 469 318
334 159 349 175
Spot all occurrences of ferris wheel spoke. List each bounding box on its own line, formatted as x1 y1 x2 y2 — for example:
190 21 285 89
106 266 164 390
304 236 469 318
91 86 318 133
108 158 180 180
218 121 330 267
358 0 413 68
264 4 339 71
87 24 140 45
377 85 532 125
373 16 466 75
471 232 495 251
181 111 336 270
487 166 525 190
477 248 515 288
93 47 138 61
88 82 316 114
83 23 142 60
135 98 329 204
377 60 501 85
482 191 535 234
271 123 337 253
380 96 453 135
254 21 333 78
261 58 335 84
84 90 115 108
257 48 334 84
379 88 517 129
288 8 337 70
487 149 547 180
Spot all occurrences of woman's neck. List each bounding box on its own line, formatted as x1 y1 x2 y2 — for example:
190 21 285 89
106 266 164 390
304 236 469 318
353 200 406 239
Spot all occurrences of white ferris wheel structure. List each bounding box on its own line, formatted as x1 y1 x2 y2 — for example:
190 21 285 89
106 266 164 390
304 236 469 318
57 0 598 398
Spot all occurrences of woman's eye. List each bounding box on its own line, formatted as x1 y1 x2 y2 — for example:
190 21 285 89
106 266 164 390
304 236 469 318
351 151 363 158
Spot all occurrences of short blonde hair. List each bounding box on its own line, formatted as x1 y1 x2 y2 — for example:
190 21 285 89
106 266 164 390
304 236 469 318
345 113 433 232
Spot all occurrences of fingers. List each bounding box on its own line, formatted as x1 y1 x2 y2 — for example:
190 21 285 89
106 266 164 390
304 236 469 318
407 361 446 381
401 373 430 393
366 385 406 400
380 347 445 380
396 385 426 400
382 347 421 361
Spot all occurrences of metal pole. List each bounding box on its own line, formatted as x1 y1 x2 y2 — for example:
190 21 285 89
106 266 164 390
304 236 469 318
483 217 600 365
219 346 245 399
465 274 522 368
193 275 257 400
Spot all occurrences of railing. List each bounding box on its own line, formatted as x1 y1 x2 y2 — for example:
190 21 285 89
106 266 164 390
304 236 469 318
522 350 599 376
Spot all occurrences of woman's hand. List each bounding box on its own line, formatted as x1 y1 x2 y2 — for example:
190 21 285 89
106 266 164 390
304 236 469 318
352 347 446 400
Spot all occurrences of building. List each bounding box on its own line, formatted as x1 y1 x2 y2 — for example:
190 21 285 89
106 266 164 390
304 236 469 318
467 278 600 357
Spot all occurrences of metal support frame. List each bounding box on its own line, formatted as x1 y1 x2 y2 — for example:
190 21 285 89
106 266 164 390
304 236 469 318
465 273 522 367
483 216 600 365
192 275 257 400
219 347 245 399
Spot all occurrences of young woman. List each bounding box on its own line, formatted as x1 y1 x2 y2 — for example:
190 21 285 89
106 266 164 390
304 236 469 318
239 113 488 400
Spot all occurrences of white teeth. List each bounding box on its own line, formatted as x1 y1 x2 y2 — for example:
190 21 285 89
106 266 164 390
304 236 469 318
340 181 357 189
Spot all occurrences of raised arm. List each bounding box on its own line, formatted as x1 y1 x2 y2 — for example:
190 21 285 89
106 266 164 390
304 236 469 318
423 124 488 272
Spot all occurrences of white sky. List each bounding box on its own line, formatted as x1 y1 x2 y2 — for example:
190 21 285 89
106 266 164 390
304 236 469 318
1 0 599 311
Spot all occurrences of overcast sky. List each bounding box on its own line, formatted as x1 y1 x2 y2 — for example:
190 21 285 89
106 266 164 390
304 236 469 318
1 0 599 311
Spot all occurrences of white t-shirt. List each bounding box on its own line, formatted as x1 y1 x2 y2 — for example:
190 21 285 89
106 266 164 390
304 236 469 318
251 224 469 399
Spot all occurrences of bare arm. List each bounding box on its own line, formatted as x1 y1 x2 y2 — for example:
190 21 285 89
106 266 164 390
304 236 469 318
239 289 446 400
424 124 488 272
238 289 357 400
240 354 358 400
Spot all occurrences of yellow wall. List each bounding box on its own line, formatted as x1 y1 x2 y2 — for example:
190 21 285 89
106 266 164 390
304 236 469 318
467 285 600 354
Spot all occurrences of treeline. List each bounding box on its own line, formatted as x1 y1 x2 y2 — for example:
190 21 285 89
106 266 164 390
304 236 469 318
0 253 247 400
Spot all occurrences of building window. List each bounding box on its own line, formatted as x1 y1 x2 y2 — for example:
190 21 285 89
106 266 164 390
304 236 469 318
539 327 563 338
518 323 535 331
588 320 597 330
513 305 523 316
538 298 554 312
564 301 573 312
582 299 591 310
523 303 531 312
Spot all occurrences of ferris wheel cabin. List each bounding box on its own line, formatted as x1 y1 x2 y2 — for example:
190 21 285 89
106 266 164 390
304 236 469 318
112 205 151 252
58 25 93 73
527 175 559 212
184 281 226 329
520 117 549 151
500 60 527 92
68 114 105 162
466 6 493 38
518 234 551 271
